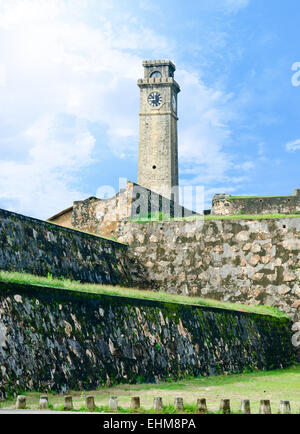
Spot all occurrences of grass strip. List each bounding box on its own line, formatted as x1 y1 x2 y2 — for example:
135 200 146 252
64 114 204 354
0 270 287 318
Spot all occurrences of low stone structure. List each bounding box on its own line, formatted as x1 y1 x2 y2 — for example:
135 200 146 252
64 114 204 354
0 281 295 399
48 181 196 239
211 189 300 216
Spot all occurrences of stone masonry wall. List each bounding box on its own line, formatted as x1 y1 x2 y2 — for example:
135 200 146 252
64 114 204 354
0 281 295 399
71 181 196 239
212 189 300 216
115 218 300 323
0 208 134 286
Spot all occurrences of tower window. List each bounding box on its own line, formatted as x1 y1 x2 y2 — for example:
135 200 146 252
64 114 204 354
152 165 157 170
150 71 162 78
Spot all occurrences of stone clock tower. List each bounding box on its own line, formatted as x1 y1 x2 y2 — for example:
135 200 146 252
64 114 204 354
137 60 180 202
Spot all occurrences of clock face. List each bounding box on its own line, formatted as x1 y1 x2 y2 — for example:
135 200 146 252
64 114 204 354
148 92 162 107
172 94 176 111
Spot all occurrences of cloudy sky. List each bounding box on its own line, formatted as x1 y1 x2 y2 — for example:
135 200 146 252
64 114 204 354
0 0 299 218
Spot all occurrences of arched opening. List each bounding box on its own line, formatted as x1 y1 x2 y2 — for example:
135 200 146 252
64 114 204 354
150 71 162 78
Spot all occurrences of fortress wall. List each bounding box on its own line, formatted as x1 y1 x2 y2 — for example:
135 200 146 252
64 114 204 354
0 281 295 399
116 218 300 322
0 208 133 286
71 181 196 238
212 190 300 216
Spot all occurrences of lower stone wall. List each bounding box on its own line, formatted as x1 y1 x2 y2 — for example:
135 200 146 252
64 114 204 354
115 217 300 322
0 282 295 399
0 208 133 286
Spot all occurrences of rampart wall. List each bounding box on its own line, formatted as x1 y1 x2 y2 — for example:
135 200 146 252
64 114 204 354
115 217 300 322
0 282 295 399
71 181 196 238
212 189 300 216
0 208 133 286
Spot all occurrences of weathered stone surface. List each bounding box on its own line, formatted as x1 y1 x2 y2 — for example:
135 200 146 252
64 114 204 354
280 400 291 414
153 397 163 410
109 396 118 411
219 399 230 414
86 396 95 410
39 395 48 409
3 208 299 327
259 399 271 414
70 182 195 238
0 208 133 287
64 395 73 411
113 218 300 323
197 398 207 414
0 282 295 400
212 189 300 216
241 399 251 414
131 397 140 409
174 397 184 411
16 395 26 409
137 60 179 202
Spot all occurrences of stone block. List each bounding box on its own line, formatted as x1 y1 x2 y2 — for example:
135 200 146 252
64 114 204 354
109 396 118 411
131 397 141 409
16 395 26 409
85 395 95 410
174 397 184 411
259 399 271 414
39 395 49 410
153 397 163 411
64 395 73 411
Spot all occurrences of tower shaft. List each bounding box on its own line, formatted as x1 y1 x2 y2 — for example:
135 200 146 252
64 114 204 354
137 60 180 202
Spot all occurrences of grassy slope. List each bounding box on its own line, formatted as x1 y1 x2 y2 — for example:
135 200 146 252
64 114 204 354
1 366 299 414
0 270 287 318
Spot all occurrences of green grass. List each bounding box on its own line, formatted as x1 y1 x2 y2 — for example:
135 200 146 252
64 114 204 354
131 213 300 223
1 366 300 414
227 195 296 200
202 213 300 221
0 270 288 318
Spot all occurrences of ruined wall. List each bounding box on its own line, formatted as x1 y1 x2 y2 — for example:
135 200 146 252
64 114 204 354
115 218 300 322
212 189 300 216
0 281 295 399
72 181 196 238
0 208 133 286
47 208 73 229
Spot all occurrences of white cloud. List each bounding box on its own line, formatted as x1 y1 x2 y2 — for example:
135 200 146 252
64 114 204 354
222 0 250 13
177 69 235 184
0 64 6 87
0 0 251 219
235 161 255 171
0 114 95 218
286 139 300 152
0 0 167 217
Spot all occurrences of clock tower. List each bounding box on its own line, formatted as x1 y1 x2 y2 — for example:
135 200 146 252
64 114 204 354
137 60 180 202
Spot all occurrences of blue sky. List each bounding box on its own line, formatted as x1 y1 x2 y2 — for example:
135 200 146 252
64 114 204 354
0 0 299 218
